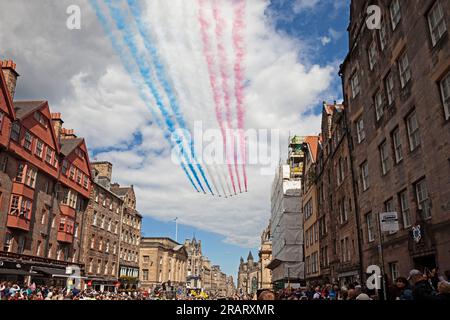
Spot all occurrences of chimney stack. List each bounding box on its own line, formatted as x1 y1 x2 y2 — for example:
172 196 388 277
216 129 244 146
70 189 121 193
91 162 113 188
51 113 64 143
61 128 77 139
1 60 19 100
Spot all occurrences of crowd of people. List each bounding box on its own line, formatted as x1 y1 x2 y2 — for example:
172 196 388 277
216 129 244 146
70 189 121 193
256 268 450 301
1 268 449 301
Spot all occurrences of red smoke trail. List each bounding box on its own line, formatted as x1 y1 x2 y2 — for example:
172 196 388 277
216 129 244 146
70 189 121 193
232 0 247 192
198 0 237 195
212 0 242 194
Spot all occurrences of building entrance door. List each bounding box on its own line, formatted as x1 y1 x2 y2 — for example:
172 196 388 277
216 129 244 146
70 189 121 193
413 254 436 273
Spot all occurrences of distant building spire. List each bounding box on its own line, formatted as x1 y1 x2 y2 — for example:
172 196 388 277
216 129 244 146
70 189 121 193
247 251 254 261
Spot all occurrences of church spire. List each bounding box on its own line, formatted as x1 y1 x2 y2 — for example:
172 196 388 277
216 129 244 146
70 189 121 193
247 251 254 261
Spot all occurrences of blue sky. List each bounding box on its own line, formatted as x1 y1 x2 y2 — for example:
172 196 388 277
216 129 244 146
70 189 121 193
140 0 351 280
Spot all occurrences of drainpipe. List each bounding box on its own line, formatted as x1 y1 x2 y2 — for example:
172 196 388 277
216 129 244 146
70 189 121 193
339 67 365 284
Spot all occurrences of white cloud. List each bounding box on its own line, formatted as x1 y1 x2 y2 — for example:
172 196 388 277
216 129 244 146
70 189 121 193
293 0 321 13
320 36 331 46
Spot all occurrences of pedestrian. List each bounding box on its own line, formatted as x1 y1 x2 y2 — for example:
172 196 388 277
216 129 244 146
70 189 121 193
435 282 450 301
408 269 436 300
391 277 413 300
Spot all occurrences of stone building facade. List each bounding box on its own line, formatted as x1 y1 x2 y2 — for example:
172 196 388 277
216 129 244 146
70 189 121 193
340 0 450 283
258 224 272 290
184 237 203 289
139 237 187 289
302 136 322 283
111 184 142 285
80 161 123 291
237 252 259 295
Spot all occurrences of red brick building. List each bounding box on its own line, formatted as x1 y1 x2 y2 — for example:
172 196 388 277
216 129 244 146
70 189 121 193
0 60 92 286
340 0 450 283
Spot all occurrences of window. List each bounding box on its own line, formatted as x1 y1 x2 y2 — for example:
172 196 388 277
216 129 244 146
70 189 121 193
399 190 411 228
69 166 75 180
339 199 348 224
34 112 47 127
74 224 79 238
379 18 387 51
304 199 313 220
83 175 89 189
106 240 110 253
337 157 345 186
101 215 105 229
63 189 78 209
90 234 95 249
0 111 4 133
4 233 12 252
62 160 68 175
92 211 97 226
36 240 42 257
374 90 384 120
360 161 370 191
398 52 411 88
143 269 149 281
112 263 116 276
41 209 47 225
390 0 401 30
11 122 21 142
366 212 375 242
115 221 119 234
24 131 33 151
17 236 25 254
385 198 395 213
76 170 82 184
15 163 25 183
379 141 391 175
428 1 446 46
9 195 32 219
392 128 403 163
440 71 450 120
415 179 431 219
24 166 37 188
98 237 103 251
389 262 399 281
385 73 395 106
368 41 378 70
108 218 112 232
113 242 117 255
351 72 360 98
356 117 365 143
97 260 102 274
35 140 44 158
45 147 53 164
406 111 421 151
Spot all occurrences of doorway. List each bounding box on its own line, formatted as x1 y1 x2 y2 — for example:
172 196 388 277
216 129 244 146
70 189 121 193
413 254 436 273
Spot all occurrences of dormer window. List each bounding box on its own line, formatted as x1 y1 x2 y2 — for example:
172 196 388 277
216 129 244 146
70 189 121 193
34 111 48 127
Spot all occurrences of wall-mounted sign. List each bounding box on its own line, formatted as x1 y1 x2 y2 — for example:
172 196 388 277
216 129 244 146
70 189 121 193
380 212 399 233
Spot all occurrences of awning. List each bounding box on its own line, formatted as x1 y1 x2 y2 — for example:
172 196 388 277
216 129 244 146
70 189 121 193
32 266 68 277
0 268 35 276
266 259 283 270
337 270 359 278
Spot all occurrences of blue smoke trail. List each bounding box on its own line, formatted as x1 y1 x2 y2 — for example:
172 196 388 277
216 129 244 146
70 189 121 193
89 0 200 192
104 0 209 194
125 0 214 195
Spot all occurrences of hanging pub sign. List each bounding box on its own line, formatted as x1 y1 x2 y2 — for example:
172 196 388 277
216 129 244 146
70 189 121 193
412 225 422 243
379 212 399 233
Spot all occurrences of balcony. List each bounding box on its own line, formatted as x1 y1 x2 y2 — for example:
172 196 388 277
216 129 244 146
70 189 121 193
57 231 74 244
60 204 76 218
7 215 31 231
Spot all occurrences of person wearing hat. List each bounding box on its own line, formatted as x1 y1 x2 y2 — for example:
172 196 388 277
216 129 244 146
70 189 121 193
408 269 436 300
355 293 371 300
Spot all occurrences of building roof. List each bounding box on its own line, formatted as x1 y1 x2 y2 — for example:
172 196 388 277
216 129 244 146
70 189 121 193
247 251 254 261
60 138 84 156
304 136 320 162
111 185 132 197
13 100 46 119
